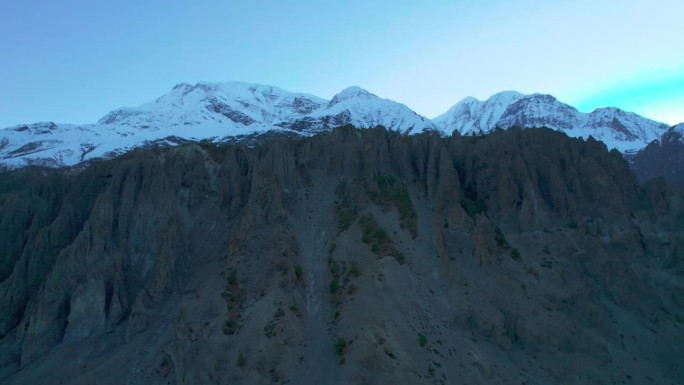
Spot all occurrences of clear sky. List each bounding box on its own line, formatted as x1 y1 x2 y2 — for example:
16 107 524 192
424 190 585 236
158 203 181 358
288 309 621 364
1 0 682 128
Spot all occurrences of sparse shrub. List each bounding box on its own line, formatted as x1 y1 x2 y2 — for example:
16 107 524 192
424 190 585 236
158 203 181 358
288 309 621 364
350 261 361 277
567 219 578 229
418 333 428 348
460 196 487 219
237 353 246 367
511 248 522 261
335 181 358 232
223 318 238 335
494 226 509 248
329 280 340 295
394 251 406 265
360 215 393 256
222 271 245 335
347 284 358 295
360 214 408 264
337 207 357 232
294 264 303 282
372 173 417 237
228 269 237 285
335 337 347 356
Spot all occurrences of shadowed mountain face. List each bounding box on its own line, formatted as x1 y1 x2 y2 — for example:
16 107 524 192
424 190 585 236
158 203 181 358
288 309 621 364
631 124 684 189
0 126 682 385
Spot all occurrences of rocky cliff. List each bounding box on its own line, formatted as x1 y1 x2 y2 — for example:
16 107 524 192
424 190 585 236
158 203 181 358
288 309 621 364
631 123 684 189
0 126 682 385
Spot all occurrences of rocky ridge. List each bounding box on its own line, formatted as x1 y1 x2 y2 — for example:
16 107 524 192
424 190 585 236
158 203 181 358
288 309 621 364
631 123 684 188
0 126 682 384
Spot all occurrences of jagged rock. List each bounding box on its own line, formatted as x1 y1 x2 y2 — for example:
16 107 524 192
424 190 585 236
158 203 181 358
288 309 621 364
631 123 684 188
64 279 106 340
0 126 682 385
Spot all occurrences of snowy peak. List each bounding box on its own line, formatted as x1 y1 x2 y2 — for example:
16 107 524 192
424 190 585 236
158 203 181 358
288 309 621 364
0 82 436 167
435 91 669 152
488 90 525 104
433 91 525 135
274 85 435 135
99 81 328 128
457 96 479 104
498 93 582 131
160 81 321 107
585 107 663 143
328 86 377 107
305 86 435 135
0 82 673 168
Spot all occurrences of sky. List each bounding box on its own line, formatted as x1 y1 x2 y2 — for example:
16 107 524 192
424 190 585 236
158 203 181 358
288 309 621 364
1 0 682 128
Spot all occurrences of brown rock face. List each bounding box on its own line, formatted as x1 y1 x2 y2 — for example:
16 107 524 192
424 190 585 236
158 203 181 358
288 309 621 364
0 126 682 385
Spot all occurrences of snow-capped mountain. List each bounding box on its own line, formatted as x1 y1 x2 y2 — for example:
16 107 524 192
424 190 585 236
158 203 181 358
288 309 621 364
431 91 527 134
0 82 671 168
434 92 669 153
0 82 436 168
98 82 328 130
278 87 435 135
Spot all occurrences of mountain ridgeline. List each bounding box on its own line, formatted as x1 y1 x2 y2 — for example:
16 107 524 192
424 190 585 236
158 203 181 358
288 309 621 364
631 123 684 189
0 82 674 169
0 126 682 385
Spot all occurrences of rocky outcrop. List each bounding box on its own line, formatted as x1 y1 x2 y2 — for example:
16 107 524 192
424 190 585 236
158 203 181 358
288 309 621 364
631 124 684 188
0 126 682 384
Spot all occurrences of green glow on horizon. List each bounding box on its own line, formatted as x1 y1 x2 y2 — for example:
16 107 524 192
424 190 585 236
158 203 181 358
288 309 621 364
567 67 684 125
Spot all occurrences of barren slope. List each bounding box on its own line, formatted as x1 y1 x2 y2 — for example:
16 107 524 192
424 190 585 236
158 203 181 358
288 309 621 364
0 126 682 385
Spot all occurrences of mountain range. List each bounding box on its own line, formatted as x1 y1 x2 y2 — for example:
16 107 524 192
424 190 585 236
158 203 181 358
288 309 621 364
0 82 675 168
1 126 683 384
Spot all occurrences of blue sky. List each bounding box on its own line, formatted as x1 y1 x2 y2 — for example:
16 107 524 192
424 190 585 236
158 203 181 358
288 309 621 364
1 0 682 127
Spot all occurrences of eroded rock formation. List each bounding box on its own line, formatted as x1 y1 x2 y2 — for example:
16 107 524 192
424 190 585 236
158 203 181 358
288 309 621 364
0 126 682 384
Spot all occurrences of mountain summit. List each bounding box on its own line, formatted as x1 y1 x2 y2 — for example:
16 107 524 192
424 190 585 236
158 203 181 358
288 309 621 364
433 92 668 152
283 86 436 135
328 86 376 106
0 83 672 168
98 82 328 128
